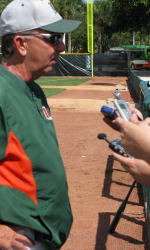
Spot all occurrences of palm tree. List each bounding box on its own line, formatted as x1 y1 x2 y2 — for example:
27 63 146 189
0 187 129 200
53 0 83 52
94 1 112 53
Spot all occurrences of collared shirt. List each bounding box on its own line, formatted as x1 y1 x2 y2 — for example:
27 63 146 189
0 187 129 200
0 64 73 249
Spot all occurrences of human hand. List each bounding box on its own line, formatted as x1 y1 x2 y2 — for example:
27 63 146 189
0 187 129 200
113 152 150 186
102 105 143 131
129 106 143 123
102 116 120 131
0 225 34 250
114 117 150 163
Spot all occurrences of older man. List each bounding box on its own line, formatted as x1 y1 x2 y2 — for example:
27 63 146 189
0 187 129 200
0 0 81 249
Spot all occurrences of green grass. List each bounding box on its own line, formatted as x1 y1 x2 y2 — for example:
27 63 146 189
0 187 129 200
36 77 90 86
42 88 66 97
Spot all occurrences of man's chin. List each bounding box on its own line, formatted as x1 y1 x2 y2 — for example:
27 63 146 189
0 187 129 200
43 66 54 74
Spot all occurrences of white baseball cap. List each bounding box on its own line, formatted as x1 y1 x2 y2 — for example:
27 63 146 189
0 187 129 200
0 0 81 35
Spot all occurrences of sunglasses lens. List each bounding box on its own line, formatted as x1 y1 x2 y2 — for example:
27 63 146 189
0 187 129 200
49 34 63 44
23 33 64 45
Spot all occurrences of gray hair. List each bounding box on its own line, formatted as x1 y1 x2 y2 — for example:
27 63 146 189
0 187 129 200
1 31 35 58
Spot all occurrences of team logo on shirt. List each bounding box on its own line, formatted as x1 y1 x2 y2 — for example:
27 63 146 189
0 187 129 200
42 106 53 120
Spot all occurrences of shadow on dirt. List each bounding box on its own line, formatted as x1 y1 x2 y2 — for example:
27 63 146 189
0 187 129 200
91 83 116 86
101 155 140 206
95 155 147 250
95 212 145 250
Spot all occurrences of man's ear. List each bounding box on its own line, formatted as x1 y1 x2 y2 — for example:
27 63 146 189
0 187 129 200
13 35 27 56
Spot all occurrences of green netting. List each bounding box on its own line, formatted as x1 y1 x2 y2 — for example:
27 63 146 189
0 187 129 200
44 53 128 77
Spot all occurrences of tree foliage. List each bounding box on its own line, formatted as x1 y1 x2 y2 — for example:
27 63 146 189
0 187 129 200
0 0 12 14
110 0 150 32
53 0 85 52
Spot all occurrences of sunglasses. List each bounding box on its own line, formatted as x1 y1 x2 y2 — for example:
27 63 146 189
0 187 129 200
21 33 64 45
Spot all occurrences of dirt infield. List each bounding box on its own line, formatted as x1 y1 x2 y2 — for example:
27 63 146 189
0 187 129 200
46 76 147 250
47 76 133 113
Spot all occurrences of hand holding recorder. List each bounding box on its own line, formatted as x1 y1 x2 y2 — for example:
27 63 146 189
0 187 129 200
101 91 131 122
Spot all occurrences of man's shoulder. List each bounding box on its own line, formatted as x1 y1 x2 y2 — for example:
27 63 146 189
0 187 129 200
0 65 19 104
0 64 13 85
0 64 23 89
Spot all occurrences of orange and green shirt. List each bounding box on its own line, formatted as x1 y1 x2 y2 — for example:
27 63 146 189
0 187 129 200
0 64 73 249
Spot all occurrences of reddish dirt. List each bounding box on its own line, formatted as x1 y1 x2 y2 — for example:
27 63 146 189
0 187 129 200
47 76 147 250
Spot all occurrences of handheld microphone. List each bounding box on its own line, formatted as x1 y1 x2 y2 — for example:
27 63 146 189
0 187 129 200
97 133 132 158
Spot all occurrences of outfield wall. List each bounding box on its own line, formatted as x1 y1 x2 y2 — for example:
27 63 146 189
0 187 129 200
45 53 128 76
